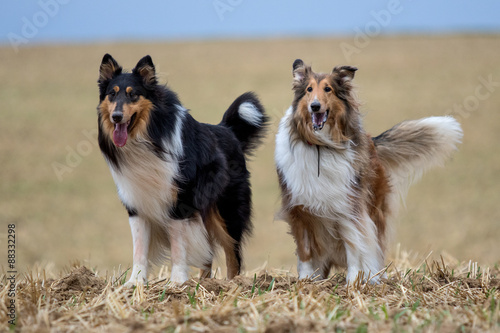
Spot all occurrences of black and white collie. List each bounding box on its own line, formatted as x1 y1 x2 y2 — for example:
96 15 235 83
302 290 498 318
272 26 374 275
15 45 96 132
97 54 268 285
275 59 462 283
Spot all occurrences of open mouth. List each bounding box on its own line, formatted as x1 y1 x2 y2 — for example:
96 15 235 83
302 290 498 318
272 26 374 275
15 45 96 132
112 113 136 147
311 110 329 131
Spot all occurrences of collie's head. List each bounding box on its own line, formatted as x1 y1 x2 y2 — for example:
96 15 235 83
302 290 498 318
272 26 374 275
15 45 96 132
291 59 360 147
97 54 157 147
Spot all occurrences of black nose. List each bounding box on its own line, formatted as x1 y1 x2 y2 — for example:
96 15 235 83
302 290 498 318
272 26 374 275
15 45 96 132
310 101 321 112
112 112 123 123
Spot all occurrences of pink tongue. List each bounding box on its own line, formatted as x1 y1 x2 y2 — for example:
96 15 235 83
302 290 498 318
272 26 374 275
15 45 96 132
312 112 325 126
113 123 128 147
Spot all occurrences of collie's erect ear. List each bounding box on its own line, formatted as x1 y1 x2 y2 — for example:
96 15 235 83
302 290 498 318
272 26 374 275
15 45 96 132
133 55 157 85
99 54 122 83
292 59 309 82
332 65 358 83
293 59 304 72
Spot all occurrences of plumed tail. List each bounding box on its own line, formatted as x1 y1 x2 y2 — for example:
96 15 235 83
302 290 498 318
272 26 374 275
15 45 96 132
373 116 463 200
220 92 269 156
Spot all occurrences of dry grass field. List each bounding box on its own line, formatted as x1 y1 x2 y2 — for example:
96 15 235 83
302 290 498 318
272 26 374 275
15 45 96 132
4 256 500 332
1 35 500 331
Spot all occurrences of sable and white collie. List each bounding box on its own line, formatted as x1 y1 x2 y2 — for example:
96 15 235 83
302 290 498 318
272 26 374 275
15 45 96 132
97 54 268 285
275 59 462 283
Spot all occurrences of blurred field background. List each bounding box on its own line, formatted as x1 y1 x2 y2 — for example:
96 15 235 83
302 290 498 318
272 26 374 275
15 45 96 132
1 35 499 278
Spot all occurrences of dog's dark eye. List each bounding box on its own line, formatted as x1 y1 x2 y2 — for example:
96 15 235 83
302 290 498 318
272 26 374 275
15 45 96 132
307 87 313 92
324 86 332 92
109 91 116 98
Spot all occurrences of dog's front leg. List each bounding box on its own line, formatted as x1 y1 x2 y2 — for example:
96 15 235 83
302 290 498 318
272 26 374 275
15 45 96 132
297 229 315 279
124 215 150 287
344 212 385 284
344 243 363 284
296 228 322 280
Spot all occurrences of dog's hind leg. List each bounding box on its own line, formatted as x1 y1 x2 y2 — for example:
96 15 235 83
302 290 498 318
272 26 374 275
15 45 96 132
169 214 213 284
340 212 384 284
125 215 150 288
216 182 252 279
200 262 212 279
220 218 244 279
204 205 241 279
222 245 239 279
168 220 190 284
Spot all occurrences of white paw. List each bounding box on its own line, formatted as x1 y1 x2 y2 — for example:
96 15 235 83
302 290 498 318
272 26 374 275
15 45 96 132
346 268 363 284
170 265 189 284
123 277 146 288
124 268 147 288
169 276 188 285
298 259 321 280
298 271 322 281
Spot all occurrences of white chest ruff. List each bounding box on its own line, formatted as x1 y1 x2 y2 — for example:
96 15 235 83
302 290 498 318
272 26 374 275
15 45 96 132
109 140 179 224
275 107 358 219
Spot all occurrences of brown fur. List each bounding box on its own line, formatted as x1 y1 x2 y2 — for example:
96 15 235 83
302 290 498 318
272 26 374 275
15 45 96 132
98 96 116 139
366 138 390 251
204 207 239 278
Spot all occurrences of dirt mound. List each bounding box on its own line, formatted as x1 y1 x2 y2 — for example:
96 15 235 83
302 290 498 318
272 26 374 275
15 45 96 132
181 272 345 299
184 278 233 294
51 266 106 300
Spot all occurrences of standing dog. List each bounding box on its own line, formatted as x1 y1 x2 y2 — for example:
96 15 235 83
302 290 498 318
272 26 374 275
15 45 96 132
97 54 268 285
275 59 462 283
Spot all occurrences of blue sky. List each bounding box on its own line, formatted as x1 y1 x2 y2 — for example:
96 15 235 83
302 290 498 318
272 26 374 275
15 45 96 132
1 0 500 47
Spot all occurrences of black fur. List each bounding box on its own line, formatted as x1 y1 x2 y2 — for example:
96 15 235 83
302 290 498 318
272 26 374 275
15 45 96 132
125 205 138 217
220 92 269 155
97 54 268 275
